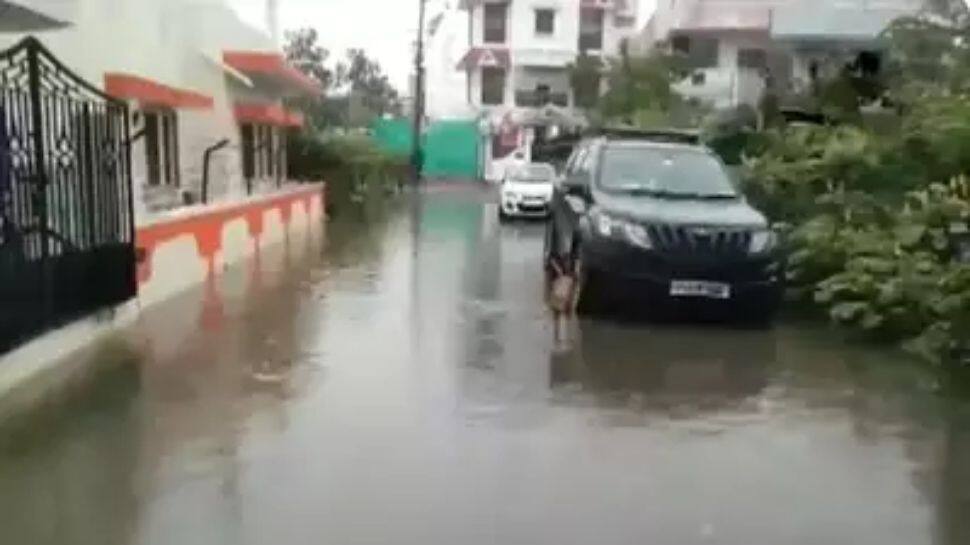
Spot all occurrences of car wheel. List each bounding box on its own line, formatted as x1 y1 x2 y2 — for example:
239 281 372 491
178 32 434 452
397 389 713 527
543 221 557 277
743 306 779 329
573 251 606 316
498 207 509 223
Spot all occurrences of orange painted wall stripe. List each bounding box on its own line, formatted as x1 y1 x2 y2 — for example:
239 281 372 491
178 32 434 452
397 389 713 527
135 186 323 286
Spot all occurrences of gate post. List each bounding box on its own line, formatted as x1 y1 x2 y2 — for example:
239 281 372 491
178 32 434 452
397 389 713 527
26 41 52 320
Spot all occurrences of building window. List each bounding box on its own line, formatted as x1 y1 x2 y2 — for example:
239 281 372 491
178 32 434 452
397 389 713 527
579 8 604 52
262 125 275 179
241 124 255 180
535 84 551 105
481 67 506 105
483 3 507 44
241 124 283 183
738 48 767 70
535 9 555 35
672 35 690 55
143 110 179 187
162 113 180 187
673 35 718 69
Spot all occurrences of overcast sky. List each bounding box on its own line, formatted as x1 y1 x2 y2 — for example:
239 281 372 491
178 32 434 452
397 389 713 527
230 0 655 92
230 0 444 90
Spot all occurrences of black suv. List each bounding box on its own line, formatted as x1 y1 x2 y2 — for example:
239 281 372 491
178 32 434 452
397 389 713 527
544 129 783 321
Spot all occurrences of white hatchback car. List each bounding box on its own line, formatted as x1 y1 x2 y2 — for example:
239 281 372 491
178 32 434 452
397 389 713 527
499 163 557 220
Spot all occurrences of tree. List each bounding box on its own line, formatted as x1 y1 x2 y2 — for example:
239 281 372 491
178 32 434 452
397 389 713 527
284 28 341 90
597 50 684 125
283 28 343 131
343 49 402 122
882 1 970 101
568 54 603 110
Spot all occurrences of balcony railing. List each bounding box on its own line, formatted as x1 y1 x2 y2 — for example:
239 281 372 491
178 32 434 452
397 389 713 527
515 90 569 108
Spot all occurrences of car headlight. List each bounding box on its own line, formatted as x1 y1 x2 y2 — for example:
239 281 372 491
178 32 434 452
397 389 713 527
502 191 519 201
593 212 653 250
595 213 617 237
749 229 778 254
623 223 653 249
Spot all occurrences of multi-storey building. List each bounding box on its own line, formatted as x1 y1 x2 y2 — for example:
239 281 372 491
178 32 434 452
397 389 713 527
456 0 642 180
636 0 925 111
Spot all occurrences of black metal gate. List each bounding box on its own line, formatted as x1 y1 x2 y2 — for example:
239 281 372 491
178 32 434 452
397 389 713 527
0 37 135 353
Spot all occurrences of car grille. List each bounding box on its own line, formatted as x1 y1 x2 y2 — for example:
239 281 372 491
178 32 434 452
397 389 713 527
648 224 752 256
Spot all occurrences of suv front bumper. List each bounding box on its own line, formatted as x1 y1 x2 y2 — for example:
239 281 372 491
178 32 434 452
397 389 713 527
581 239 784 312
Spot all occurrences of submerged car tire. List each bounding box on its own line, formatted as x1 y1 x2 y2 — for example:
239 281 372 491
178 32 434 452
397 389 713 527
574 253 607 316
743 305 780 329
542 221 558 277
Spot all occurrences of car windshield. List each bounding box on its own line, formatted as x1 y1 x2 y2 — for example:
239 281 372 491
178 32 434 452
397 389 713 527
512 164 555 183
598 146 738 198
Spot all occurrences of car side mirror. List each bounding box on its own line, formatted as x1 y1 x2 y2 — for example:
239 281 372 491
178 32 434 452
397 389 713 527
563 174 590 199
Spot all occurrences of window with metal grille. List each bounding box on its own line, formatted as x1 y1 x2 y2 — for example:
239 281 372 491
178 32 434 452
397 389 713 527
483 3 507 43
481 67 506 105
161 112 180 187
535 8 555 35
144 112 160 186
241 124 255 180
143 109 179 187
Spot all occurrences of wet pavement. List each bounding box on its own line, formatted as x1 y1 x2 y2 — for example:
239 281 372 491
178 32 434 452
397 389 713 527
2 185 970 545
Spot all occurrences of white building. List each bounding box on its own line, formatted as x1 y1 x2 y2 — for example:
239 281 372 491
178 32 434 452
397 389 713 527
636 0 925 111
455 0 642 181
0 0 319 222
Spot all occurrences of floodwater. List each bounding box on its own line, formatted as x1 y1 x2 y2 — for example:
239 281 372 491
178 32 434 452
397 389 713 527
1 185 969 545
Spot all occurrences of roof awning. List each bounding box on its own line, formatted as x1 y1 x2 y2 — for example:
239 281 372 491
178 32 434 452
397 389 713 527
104 73 214 109
202 51 253 88
223 51 322 96
456 47 511 71
0 1 70 31
234 103 304 128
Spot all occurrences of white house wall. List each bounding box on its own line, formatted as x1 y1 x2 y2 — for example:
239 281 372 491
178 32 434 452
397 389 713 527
0 0 285 224
426 8 476 119
508 1 582 56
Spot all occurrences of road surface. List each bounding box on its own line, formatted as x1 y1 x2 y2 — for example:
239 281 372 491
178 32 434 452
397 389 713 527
2 185 969 545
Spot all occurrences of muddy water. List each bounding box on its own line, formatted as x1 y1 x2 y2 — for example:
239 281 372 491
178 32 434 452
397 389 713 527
1 186 969 545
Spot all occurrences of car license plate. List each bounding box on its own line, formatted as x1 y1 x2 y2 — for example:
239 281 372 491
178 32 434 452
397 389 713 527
670 280 731 300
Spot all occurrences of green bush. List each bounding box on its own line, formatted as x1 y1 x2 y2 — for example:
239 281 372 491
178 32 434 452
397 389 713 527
288 132 408 210
740 99 970 365
783 178 970 364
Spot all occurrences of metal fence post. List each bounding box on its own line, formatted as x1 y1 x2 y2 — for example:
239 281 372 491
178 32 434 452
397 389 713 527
26 41 52 321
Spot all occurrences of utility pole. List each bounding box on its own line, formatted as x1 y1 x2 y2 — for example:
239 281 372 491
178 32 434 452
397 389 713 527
410 0 427 185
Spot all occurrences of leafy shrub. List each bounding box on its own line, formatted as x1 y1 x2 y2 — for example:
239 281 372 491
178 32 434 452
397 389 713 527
288 132 408 210
742 125 885 221
793 179 970 363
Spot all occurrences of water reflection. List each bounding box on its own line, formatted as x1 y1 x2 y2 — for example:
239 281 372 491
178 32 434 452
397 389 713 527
550 322 773 417
0 363 142 545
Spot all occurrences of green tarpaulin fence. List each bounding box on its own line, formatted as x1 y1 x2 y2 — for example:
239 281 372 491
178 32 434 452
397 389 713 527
371 118 479 180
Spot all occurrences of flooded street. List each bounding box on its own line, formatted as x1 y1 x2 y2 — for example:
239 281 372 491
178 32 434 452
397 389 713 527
2 186 970 545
